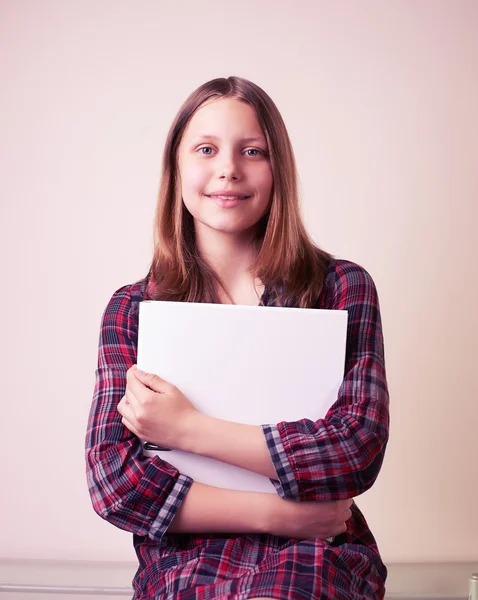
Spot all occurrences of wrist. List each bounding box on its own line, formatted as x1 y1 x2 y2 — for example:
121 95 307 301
177 410 208 453
259 493 284 535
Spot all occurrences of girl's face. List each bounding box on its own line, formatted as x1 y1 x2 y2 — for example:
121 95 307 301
177 97 273 238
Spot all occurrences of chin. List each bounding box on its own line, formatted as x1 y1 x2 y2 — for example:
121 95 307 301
196 216 261 236
211 223 254 235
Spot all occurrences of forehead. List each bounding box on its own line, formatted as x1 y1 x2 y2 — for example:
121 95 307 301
183 97 265 141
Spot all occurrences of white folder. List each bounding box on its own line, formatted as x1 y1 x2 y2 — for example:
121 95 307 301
137 301 348 493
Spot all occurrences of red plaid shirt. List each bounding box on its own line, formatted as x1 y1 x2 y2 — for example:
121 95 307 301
86 259 390 599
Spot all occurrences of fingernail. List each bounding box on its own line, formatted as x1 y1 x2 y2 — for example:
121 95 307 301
136 369 147 376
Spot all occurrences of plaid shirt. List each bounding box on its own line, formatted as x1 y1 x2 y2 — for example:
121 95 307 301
86 259 390 600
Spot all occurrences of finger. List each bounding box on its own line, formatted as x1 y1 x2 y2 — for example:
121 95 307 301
117 400 141 437
334 499 352 510
133 365 173 394
124 386 149 425
119 390 135 407
126 367 154 410
333 500 353 523
120 414 141 438
117 394 141 427
125 369 163 426
124 385 141 413
117 395 136 424
338 500 353 519
337 499 353 510
332 522 348 536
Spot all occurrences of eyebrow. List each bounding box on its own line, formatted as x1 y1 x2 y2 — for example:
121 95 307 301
191 135 266 144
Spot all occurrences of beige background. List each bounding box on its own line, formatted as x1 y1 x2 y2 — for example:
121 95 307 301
1 0 477 568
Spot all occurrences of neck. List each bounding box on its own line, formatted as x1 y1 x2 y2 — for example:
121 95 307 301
196 226 257 277
194 225 262 303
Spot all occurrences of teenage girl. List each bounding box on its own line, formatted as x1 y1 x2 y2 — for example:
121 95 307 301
86 76 390 600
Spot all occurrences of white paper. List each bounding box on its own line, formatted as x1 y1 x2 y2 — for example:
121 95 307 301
137 301 348 493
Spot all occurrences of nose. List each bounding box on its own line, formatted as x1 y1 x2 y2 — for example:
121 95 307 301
218 152 241 181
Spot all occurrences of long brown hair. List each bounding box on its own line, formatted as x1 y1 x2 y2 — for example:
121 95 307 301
147 76 333 308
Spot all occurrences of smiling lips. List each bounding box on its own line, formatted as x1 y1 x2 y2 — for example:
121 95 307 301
207 191 251 199
206 191 251 208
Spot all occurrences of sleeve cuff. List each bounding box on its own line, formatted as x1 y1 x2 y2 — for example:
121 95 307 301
262 424 300 499
149 473 193 542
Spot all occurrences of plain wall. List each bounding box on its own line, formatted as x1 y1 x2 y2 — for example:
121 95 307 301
1 0 477 565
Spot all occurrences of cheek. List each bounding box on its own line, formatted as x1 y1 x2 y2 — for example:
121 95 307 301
180 161 209 197
254 165 273 199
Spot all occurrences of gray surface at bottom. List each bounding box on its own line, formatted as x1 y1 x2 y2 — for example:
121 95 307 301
0 559 475 599
0 583 467 599
0 583 131 595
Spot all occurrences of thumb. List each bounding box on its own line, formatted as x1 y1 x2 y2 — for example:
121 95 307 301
134 367 168 392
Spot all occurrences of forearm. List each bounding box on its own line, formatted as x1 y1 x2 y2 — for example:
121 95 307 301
168 480 273 534
181 413 278 480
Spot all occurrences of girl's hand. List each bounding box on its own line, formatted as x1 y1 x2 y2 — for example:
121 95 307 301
117 365 199 450
266 496 353 540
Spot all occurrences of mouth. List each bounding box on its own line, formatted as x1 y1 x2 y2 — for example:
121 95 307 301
205 194 251 200
205 194 251 208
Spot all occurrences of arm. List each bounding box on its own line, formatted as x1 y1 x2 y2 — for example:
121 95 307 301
181 262 389 501
169 481 353 541
266 261 390 501
85 283 279 539
168 481 270 534
85 284 193 541
86 282 352 539
181 416 278 480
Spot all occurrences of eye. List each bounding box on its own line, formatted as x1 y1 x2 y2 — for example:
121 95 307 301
244 148 265 157
197 146 214 155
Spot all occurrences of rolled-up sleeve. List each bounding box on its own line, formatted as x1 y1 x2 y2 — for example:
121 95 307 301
85 284 193 541
262 261 390 501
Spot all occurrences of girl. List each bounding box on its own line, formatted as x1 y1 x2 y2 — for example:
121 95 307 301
86 76 390 600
